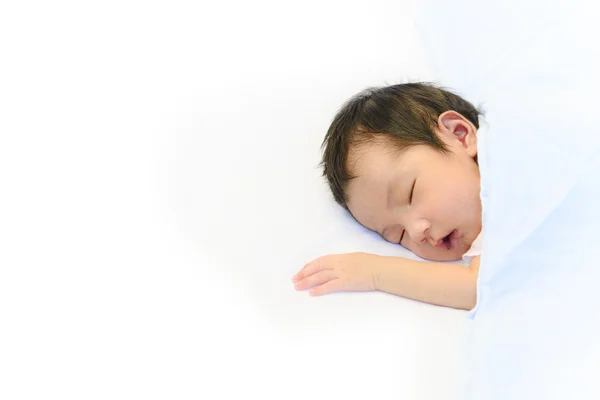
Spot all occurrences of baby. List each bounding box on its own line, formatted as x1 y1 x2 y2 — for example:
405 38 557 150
292 83 482 310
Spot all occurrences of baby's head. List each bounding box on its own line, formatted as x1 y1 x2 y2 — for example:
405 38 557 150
321 83 482 261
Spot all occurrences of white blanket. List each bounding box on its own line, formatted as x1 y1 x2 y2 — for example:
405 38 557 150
418 1 600 398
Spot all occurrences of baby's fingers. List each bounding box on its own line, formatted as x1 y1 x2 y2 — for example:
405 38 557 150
292 256 334 283
309 279 343 296
294 270 338 291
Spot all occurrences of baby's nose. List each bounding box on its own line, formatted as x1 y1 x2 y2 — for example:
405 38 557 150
407 219 431 244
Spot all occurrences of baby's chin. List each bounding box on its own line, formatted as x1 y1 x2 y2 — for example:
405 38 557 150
408 239 472 262
415 249 464 262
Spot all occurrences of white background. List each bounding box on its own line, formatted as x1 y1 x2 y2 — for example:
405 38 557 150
0 1 468 399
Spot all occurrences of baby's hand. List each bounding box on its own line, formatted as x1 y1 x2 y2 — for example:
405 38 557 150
292 252 381 296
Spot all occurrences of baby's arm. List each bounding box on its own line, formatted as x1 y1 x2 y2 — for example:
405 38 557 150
293 253 480 311
373 255 480 310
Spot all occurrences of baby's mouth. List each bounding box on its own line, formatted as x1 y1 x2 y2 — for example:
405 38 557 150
439 229 460 250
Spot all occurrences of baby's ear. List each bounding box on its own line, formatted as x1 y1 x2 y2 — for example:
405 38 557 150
437 111 478 158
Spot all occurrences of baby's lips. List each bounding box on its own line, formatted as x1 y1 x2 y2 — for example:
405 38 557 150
433 229 460 250
449 236 459 251
431 229 457 249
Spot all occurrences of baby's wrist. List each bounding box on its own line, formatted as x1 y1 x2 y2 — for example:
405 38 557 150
371 255 393 292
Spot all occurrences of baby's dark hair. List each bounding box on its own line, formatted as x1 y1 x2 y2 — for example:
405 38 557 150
320 82 482 209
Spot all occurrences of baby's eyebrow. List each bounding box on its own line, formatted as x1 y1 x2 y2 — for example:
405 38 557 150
386 170 411 209
386 175 407 209
386 184 392 210
386 179 397 210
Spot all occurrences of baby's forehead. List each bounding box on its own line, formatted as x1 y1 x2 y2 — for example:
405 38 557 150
347 137 411 177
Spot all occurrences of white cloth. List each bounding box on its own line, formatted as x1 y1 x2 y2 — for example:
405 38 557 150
462 233 482 264
419 2 600 399
462 117 488 265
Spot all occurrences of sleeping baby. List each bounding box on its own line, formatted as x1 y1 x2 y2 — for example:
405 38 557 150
292 83 483 310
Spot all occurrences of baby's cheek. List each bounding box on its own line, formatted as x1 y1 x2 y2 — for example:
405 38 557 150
400 238 427 259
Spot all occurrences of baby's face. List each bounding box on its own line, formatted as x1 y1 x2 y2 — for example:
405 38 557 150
346 135 481 262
